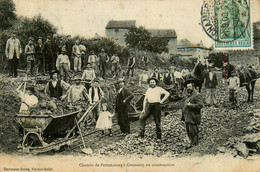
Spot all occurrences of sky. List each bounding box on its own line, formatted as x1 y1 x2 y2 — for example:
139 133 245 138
13 0 260 47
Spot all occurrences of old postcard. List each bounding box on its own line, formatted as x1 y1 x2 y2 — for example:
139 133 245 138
0 0 260 171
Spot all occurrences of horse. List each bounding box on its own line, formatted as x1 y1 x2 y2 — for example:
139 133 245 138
223 63 258 102
184 61 207 93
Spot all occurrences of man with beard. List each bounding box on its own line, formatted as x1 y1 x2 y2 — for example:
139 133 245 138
115 78 134 135
181 80 203 149
139 77 170 140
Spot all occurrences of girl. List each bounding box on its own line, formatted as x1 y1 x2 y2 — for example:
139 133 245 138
95 103 114 136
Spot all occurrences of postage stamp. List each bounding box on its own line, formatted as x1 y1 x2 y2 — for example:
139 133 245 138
201 0 253 50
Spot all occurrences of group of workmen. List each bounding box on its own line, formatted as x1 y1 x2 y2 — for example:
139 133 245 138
6 31 208 150
5 31 138 80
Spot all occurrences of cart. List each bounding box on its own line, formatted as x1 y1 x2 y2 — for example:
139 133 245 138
16 110 81 153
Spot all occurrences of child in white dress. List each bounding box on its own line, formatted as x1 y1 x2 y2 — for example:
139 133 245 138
95 103 114 136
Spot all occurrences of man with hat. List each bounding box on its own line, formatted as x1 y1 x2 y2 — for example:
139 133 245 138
228 71 240 108
151 67 162 81
204 66 218 106
45 70 70 100
56 47 70 82
181 79 203 149
115 78 134 135
98 48 109 79
43 36 53 74
35 36 45 75
5 31 22 77
25 37 36 76
61 76 89 107
88 78 104 124
139 77 170 140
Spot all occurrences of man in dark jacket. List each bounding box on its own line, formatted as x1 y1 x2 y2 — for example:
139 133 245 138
43 36 53 74
204 66 218 106
182 80 203 149
115 78 134 135
35 37 45 75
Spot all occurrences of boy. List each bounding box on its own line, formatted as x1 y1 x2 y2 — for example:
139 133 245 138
228 71 240 108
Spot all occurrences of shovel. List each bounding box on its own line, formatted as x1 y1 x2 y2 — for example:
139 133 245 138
75 119 93 154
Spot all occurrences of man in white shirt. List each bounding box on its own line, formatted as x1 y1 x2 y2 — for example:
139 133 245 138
139 77 170 140
82 63 96 91
16 83 38 113
110 53 120 77
61 76 89 107
56 48 70 82
72 40 82 72
88 50 98 72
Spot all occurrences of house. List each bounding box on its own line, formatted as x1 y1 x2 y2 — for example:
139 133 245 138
105 20 136 46
177 41 211 65
148 29 177 54
105 20 178 54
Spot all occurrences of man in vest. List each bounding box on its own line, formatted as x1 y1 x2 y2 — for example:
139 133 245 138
88 78 104 123
163 68 174 85
5 31 22 78
25 37 36 76
151 67 162 81
126 55 135 77
98 48 109 79
45 70 70 100
35 37 45 75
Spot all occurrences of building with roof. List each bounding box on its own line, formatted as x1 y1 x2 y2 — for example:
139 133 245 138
177 41 211 65
148 29 177 54
105 20 178 54
105 20 136 46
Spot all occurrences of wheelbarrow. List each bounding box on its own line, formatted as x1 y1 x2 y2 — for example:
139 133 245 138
16 110 81 153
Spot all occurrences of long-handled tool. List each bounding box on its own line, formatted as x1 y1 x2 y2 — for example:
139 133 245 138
65 99 102 139
75 118 93 154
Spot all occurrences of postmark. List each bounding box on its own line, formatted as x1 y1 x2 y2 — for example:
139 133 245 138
201 0 253 50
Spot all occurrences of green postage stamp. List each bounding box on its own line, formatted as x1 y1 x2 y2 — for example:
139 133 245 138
201 0 253 50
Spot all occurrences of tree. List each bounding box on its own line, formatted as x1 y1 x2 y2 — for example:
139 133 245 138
0 0 17 30
14 15 57 46
125 26 151 51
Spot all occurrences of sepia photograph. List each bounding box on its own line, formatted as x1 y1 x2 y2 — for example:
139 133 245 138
0 0 260 171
